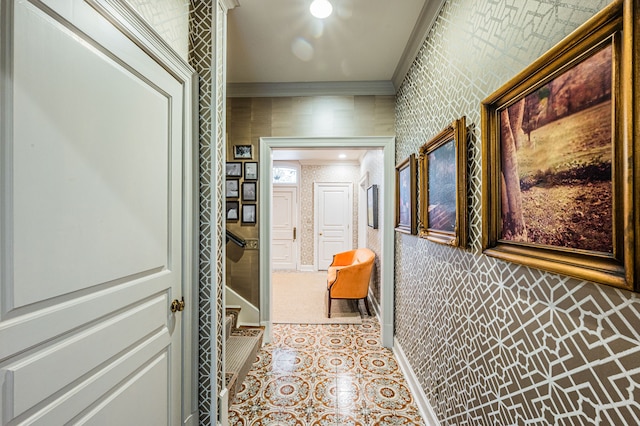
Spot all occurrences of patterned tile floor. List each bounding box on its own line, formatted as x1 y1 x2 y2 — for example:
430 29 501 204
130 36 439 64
229 318 425 425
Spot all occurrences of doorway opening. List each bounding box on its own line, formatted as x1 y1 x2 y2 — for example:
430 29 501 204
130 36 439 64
258 137 395 348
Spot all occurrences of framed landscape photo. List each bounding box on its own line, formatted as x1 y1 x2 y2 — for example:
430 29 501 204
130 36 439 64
244 162 258 180
226 162 242 178
226 201 239 222
242 204 257 224
242 181 257 202
481 0 637 291
395 154 416 234
367 184 378 229
418 117 467 247
233 144 253 159
225 179 239 198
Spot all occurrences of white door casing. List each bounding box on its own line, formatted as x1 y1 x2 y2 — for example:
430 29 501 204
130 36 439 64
272 187 298 270
315 183 353 271
0 1 195 424
259 137 395 349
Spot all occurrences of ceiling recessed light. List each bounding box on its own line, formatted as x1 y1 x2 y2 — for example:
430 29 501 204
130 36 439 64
310 0 333 19
338 153 347 159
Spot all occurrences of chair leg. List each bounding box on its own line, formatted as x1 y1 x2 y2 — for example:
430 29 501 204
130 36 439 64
327 290 332 318
363 297 371 316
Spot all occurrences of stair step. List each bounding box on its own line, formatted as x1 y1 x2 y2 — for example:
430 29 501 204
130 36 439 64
225 329 263 401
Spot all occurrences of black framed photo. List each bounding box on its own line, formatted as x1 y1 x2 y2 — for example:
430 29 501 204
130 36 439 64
367 184 378 229
244 162 258 180
226 201 239 222
242 181 257 201
242 204 257 224
226 162 242 178
233 144 253 159
226 179 239 198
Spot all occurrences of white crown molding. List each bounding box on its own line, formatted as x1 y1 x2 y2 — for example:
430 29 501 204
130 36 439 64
227 80 396 98
88 0 194 79
392 0 447 90
219 0 240 12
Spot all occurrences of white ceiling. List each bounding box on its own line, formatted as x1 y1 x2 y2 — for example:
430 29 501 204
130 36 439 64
226 0 445 96
227 0 445 160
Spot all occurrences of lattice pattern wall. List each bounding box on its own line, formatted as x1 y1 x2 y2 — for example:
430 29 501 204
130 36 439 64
188 1 227 424
395 0 640 424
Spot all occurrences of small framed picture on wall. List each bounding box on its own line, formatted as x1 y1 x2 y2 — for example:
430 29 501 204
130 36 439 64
233 145 253 159
226 201 239 221
226 162 242 178
226 179 239 198
242 204 257 224
244 162 258 180
242 182 257 202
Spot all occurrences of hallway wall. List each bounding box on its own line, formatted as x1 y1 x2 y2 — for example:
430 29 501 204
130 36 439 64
360 150 384 307
226 96 394 304
395 0 639 424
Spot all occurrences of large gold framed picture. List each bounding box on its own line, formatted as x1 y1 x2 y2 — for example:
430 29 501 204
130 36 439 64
418 117 467 247
481 0 638 291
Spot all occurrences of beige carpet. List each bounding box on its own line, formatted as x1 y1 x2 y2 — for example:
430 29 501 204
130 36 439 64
272 271 363 324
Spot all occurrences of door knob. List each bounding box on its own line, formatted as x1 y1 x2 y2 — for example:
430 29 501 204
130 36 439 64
293 227 297 241
170 297 185 313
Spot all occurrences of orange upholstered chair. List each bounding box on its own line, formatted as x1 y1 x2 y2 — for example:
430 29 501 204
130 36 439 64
326 248 375 318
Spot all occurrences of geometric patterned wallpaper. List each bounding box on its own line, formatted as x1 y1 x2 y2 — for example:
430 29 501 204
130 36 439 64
395 0 640 424
125 0 190 60
188 1 219 424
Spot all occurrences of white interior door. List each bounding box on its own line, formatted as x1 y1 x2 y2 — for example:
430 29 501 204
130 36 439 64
315 183 353 270
0 1 191 424
272 187 298 270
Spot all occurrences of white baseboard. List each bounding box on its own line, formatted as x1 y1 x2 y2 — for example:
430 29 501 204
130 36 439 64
299 264 314 272
225 287 260 326
393 338 441 426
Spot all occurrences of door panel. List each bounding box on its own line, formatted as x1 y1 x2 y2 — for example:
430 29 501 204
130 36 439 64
272 187 298 270
1 1 186 424
316 184 352 270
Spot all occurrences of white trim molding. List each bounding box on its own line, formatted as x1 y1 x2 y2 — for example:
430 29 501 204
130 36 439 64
394 338 441 426
228 80 396 98
391 0 446 90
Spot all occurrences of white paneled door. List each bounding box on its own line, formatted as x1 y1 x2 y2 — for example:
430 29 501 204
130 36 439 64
272 187 298 270
315 183 353 270
0 1 193 425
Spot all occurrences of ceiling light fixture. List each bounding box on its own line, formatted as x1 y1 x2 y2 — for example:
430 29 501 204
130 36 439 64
310 0 333 19
338 153 347 159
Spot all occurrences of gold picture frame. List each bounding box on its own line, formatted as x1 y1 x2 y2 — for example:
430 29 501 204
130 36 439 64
395 154 416 234
418 117 467 247
481 0 638 291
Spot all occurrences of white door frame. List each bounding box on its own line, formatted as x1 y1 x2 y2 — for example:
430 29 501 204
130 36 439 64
314 182 353 271
259 137 395 348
